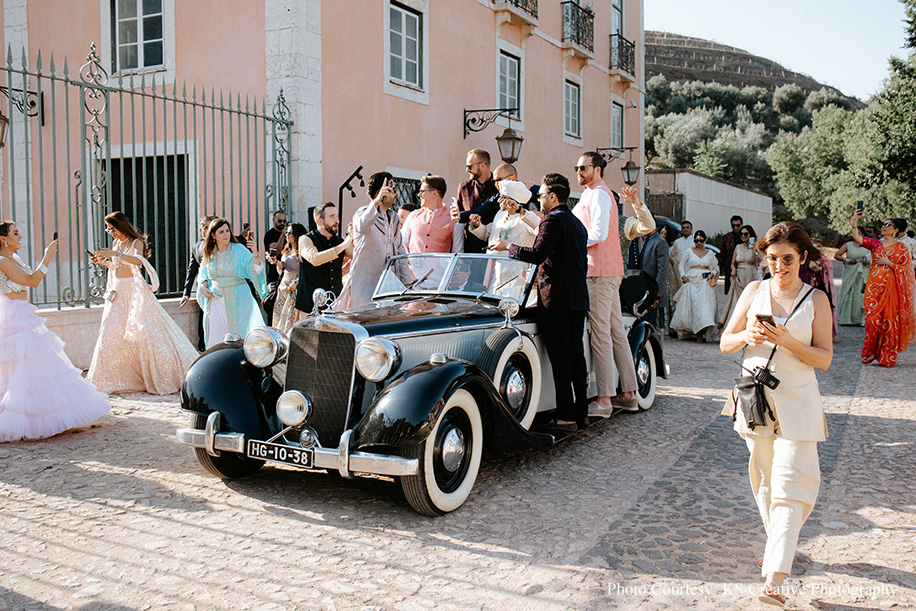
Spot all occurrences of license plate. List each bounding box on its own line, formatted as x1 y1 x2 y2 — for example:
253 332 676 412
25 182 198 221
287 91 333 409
247 440 313 468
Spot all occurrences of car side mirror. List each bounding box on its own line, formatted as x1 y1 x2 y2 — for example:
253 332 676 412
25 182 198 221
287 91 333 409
498 298 524 349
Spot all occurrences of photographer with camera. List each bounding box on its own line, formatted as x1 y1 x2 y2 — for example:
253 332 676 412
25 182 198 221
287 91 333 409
719 222 833 608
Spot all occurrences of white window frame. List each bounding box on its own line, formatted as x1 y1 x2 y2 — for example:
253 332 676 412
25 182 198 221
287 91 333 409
495 38 525 131
611 0 623 36
499 51 520 117
611 100 624 152
564 79 582 142
384 0 430 105
100 0 175 81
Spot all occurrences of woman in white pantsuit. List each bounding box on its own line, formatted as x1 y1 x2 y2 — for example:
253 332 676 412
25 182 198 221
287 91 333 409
720 222 833 608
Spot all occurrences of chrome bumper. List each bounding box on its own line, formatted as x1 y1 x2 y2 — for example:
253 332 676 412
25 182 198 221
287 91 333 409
176 417 418 478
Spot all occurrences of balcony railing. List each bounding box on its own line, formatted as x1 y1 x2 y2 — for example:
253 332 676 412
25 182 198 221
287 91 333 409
610 33 635 75
561 1 594 53
493 0 538 20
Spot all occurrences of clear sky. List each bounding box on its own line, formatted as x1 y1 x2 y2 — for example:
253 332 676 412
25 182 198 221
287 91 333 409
644 0 910 101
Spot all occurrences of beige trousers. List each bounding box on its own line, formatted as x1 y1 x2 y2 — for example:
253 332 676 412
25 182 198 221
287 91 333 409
586 276 638 396
744 433 820 576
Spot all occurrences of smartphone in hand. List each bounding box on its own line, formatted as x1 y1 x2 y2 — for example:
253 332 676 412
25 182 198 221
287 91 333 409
755 313 776 326
855 200 864 215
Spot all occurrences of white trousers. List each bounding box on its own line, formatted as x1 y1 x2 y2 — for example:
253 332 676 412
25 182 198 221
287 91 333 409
744 432 820 576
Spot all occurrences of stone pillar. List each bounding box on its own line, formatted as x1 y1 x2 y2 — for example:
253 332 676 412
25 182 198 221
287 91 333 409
265 0 322 222
3 0 30 226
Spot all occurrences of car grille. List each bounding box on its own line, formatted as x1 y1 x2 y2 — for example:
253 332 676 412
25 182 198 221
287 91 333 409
286 326 356 448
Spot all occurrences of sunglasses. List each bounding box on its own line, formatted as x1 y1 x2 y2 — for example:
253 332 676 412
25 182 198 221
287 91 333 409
740 232 750 236
574 165 595 172
694 239 706 244
765 254 798 265
882 221 894 228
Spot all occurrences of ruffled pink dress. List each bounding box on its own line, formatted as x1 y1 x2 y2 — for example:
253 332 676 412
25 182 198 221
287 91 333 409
87 239 198 395
0 255 111 442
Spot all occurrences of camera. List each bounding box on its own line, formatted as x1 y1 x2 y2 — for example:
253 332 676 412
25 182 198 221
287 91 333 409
753 366 780 390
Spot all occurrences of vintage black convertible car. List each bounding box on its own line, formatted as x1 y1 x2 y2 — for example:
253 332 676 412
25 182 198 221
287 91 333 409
176 253 667 516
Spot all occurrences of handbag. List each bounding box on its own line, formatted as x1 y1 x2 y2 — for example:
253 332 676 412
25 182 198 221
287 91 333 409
730 287 815 430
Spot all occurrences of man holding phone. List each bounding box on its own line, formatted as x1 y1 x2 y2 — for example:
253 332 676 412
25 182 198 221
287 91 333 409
335 172 408 310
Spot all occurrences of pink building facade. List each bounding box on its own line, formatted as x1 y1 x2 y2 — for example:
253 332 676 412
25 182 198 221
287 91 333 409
1 0 644 301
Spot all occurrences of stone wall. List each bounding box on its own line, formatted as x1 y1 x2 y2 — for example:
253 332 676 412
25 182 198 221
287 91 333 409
40 299 200 370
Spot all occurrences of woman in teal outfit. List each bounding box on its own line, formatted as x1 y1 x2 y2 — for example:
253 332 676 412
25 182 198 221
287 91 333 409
833 236 870 326
197 218 267 348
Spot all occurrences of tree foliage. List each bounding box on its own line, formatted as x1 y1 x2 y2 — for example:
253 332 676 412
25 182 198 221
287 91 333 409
693 141 726 180
643 76 845 190
646 3 916 233
866 54 916 193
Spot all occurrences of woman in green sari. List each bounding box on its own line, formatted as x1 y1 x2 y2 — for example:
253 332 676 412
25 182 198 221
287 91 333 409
833 236 870 326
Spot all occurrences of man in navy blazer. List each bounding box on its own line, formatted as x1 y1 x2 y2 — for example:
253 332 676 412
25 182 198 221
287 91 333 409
498 173 589 434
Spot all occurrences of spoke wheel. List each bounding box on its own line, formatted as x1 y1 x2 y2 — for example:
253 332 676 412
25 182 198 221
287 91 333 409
190 413 264 479
401 388 483 516
634 344 657 411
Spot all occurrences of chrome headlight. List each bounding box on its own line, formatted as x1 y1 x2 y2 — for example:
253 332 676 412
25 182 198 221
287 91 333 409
355 337 400 382
243 327 289 368
276 391 313 427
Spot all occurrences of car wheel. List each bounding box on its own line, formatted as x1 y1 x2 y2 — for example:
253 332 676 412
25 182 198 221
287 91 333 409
634 343 657 411
476 329 541 429
400 388 483 516
190 413 264 479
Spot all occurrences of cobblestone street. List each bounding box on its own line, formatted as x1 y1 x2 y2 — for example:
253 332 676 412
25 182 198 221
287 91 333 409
2 323 914 610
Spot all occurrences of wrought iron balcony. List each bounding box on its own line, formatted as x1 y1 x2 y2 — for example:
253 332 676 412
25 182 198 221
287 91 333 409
561 1 594 54
610 33 635 76
492 0 538 20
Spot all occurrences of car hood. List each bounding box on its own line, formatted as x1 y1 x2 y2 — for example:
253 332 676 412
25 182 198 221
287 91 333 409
323 296 505 336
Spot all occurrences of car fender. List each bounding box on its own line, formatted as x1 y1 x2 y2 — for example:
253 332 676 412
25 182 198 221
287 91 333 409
180 341 284 439
354 359 552 452
628 320 667 379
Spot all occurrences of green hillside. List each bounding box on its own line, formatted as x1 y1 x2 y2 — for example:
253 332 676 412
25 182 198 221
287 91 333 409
646 31 864 109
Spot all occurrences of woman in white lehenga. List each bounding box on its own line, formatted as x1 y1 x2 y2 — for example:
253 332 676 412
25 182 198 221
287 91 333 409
87 212 198 395
1 221 110 442
670 230 719 342
719 224 762 328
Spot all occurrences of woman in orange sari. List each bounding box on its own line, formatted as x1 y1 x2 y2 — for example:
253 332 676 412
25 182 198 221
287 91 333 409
852 213 915 367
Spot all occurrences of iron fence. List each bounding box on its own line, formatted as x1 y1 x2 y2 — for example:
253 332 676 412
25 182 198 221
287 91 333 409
610 33 635 75
494 0 538 19
1 43 292 308
561 1 594 53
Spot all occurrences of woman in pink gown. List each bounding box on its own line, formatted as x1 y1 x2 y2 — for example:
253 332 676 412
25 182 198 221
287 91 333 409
0 221 110 442
87 212 198 395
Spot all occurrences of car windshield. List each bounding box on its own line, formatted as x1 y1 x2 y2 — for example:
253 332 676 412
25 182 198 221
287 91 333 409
374 253 535 303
